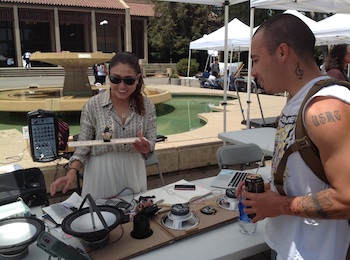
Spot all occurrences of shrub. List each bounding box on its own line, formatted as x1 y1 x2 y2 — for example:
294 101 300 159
176 58 199 76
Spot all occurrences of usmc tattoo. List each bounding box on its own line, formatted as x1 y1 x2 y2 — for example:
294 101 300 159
311 110 341 127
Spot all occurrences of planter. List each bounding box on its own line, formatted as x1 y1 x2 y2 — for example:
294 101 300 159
170 78 181 85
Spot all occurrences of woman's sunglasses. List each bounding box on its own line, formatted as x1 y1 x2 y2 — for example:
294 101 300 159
109 76 138 85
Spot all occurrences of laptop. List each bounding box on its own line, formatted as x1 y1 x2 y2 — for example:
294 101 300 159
210 169 250 189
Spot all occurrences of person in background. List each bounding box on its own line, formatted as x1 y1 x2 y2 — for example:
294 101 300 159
50 52 157 200
92 64 98 84
22 50 31 69
211 57 220 75
324 44 350 81
208 71 218 84
201 66 211 78
96 62 107 84
239 13 350 259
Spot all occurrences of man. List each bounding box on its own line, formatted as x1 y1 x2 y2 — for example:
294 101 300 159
211 57 220 75
22 50 31 69
241 14 350 259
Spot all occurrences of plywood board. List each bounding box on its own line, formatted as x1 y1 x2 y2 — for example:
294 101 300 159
89 195 239 259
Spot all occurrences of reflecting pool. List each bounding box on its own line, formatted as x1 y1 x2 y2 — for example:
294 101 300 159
0 95 233 136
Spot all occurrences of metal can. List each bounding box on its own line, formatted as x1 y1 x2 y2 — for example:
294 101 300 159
245 174 264 219
245 174 264 193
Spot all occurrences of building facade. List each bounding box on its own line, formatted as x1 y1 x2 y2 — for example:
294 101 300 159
0 0 154 67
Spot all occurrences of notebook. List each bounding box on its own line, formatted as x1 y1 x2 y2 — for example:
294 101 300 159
210 169 249 189
42 192 85 225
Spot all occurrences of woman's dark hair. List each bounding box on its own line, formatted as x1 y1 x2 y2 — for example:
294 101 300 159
109 52 146 116
324 44 349 72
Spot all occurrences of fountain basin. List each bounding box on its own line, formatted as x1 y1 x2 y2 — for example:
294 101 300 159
0 86 172 112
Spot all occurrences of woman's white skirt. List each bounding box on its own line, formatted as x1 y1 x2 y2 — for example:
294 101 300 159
81 152 147 200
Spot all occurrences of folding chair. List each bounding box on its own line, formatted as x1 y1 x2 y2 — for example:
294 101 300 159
216 143 265 170
145 152 165 185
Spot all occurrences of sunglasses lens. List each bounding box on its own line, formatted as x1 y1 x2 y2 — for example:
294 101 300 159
124 78 136 85
109 76 136 85
109 76 122 84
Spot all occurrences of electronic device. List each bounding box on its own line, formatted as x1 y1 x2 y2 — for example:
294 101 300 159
95 198 132 213
174 184 196 190
61 194 124 249
210 170 249 189
0 167 47 207
37 231 88 260
27 109 59 162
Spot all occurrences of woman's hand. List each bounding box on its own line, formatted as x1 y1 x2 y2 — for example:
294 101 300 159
133 131 151 154
50 170 76 196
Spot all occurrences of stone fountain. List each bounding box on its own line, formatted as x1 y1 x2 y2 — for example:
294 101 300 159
0 51 172 112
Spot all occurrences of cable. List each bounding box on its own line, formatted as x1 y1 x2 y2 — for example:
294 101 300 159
0 146 27 164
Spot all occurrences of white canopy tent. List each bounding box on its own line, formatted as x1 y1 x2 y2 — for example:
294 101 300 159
190 18 251 51
313 13 350 45
159 0 248 133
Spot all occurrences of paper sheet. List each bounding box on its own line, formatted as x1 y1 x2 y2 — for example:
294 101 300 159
137 179 212 206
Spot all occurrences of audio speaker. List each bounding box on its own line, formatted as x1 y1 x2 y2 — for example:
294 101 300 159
61 194 124 249
0 217 44 259
27 109 59 162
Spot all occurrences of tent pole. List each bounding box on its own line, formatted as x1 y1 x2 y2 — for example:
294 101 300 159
223 0 229 135
186 48 191 86
246 7 255 129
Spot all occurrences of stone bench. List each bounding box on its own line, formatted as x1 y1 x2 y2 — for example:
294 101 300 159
142 67 172 78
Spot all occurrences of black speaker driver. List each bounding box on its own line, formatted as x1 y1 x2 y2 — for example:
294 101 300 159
61 206 124 242
0 217 44 259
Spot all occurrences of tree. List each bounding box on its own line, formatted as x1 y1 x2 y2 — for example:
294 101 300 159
148 1 223 63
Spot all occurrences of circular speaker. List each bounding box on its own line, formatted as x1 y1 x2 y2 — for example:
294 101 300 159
61 206 124 243
0 217 44 259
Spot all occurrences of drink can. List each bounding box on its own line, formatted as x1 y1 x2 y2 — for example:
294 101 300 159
245 174 264 219
238 174 264 235
245 174 264 193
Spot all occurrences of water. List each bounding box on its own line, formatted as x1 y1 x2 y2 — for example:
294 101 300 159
156 95 228 136
0 95 233 136
238 199 257 235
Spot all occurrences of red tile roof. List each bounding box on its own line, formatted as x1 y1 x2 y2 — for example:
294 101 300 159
127 2 154 17
0 0 154 16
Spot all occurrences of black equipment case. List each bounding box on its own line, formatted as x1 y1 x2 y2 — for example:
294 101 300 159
0 167 48 207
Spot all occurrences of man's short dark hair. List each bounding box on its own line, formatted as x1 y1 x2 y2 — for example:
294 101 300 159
254 14 316 64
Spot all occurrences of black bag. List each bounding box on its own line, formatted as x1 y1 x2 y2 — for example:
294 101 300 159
58 118 69 150
0 167 48 207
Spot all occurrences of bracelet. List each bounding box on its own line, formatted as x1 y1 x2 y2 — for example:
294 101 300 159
67 167 79 173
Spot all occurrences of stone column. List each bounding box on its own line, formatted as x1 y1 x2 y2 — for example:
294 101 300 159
13 6 22 67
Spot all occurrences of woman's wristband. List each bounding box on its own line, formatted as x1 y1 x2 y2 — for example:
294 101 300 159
67 167 79 174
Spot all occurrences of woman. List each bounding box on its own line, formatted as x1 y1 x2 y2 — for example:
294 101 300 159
50 52 157 200
324 44 350 81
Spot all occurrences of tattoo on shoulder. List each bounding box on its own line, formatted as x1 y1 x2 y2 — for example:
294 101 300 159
311 110 341 127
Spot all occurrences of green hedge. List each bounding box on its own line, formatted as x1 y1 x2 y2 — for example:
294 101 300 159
176 58 199 76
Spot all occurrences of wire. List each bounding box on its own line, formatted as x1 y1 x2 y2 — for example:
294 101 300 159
0 146 27 164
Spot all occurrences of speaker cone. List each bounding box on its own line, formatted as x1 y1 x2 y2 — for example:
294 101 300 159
217 188 239 211
61 206 124 249
0 217 44 259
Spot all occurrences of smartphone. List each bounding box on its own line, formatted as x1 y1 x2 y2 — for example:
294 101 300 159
174 184 196 190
